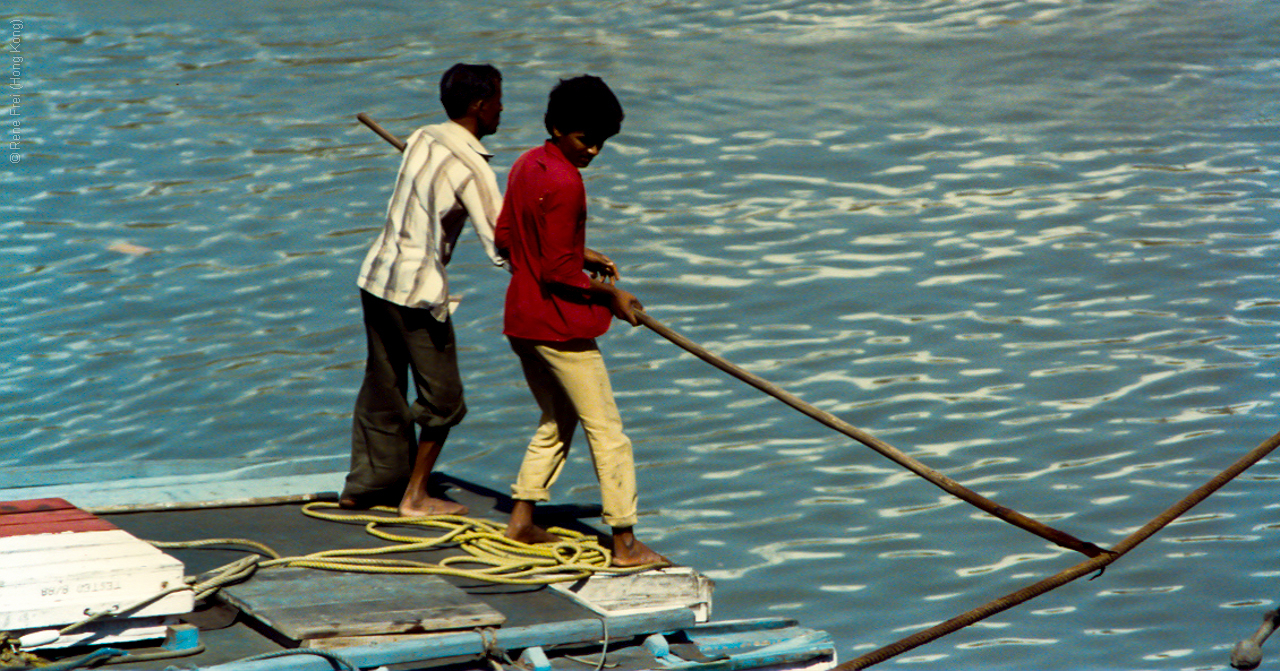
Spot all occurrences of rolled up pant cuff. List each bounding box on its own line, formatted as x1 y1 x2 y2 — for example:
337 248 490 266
601 513 639 528
511 487 551 503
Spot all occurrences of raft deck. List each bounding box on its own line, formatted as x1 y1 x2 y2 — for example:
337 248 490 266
2 474 775 671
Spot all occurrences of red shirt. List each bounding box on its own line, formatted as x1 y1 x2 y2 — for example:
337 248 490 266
496 141 612 341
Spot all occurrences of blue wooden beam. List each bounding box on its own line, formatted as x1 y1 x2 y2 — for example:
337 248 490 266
175 608 699 671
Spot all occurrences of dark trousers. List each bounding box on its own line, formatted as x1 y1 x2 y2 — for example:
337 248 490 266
342 290 467 502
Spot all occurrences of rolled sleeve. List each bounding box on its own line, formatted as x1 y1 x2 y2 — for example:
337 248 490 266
457 174 509 269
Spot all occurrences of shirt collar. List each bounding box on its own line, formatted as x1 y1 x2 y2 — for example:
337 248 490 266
436 119 494 160
541 139 577 171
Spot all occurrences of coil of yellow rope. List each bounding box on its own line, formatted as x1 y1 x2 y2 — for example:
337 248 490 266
151 502 663 595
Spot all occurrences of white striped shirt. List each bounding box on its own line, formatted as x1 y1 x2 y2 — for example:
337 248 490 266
357 120 506 321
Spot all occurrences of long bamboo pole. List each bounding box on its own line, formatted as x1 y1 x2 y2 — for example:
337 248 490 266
634 312 1104 558
839 427 1280 668
354 112 1104 559
357 113 406 152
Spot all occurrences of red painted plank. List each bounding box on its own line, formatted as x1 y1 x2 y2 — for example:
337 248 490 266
0 500 119 537
0 508 100 527
0 517 119 538
0 499 77 516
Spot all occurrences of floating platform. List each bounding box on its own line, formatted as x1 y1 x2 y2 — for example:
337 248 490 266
0 477 836 671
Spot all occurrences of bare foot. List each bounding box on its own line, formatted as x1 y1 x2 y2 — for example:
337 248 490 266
339 490 398 510
505 500 562 544
505 520 561 544
338 497 365 510
398 495 468 518
611 530 669 568
504 519 560 545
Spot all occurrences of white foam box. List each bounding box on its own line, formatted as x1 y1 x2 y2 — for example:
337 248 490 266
0 498 194 631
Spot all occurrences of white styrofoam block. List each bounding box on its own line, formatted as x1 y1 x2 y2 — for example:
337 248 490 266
0 530 192 630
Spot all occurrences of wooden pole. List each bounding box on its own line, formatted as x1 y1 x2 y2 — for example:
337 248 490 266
635 312 1106 559
351 112 1104 559
357 113 406 152
838 427 1280 668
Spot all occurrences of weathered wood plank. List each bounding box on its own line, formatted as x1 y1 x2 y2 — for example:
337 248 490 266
0 517 119 537
0 498 120 537
0 498 117 537
219 568 506 642
0 498 77 516
0 508 101 528
303 631 452 650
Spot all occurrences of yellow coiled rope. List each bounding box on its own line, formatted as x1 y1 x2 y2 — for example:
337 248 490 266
150 501 662 596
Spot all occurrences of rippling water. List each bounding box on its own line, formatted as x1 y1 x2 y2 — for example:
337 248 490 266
5 1 1280 668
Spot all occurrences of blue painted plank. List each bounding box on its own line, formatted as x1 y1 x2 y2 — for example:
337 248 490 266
179 609 699 671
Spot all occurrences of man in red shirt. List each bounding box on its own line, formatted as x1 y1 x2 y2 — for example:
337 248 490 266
495 75 666 567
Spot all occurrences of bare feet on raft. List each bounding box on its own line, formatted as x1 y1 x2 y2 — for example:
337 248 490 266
611 527 669 568
339 489 399 510
338 496 369 510
397 493 468 518
505 499 560 544
505 519 562 545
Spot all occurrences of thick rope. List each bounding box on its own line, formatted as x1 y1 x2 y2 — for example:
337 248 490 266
144 502 661 603
839 427 1280 669
12 504 657 665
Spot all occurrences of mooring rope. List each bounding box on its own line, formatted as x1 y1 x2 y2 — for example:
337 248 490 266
17 504 659 664
838 427 1280 669
146 502 662 603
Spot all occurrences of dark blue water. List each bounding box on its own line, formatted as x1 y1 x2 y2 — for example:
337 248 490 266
4 1 1280 668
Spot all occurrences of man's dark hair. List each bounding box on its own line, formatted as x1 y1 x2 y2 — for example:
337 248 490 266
439 63 502 120
544 75 624 141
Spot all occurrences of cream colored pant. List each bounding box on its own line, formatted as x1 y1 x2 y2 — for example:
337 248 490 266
509 338 638 528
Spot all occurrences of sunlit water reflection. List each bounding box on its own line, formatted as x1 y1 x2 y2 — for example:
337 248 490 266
4 1 1279 668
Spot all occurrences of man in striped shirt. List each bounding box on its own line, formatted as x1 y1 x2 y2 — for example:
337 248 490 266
342 63 507 517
